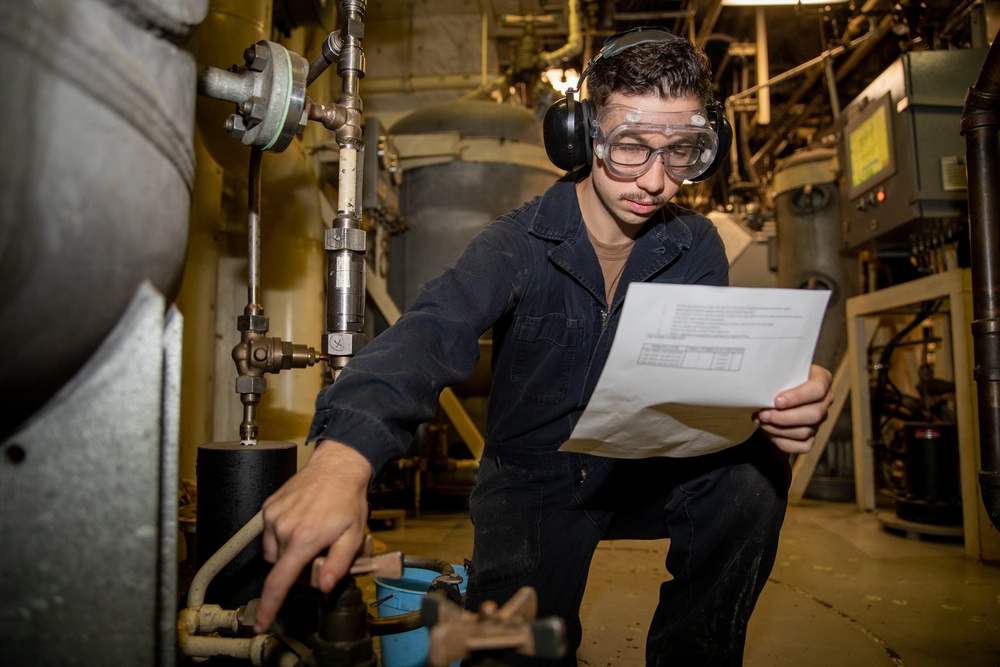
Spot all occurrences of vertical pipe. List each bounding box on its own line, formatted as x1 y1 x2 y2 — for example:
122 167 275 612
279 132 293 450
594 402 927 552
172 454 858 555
324 0 369 370
755 7 770 126
247 146 263 315
962 33 1000 531
481 10 488 86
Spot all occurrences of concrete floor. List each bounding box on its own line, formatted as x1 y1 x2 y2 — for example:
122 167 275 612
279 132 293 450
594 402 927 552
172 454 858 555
362 499 1000 666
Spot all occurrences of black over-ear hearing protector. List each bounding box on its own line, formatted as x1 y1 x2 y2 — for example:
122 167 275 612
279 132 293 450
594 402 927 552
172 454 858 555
542 26 732 182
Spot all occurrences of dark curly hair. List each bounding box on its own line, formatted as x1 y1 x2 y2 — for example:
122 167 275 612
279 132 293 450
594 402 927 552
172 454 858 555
585 36 714 112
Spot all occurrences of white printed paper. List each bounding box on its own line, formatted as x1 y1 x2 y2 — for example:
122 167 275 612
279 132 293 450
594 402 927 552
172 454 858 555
560 283 830 458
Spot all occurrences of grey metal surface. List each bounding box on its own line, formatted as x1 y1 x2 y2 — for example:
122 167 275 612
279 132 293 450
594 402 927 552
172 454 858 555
159 305 184 666
0 282 179 666
0 0 206 440
774 147 857 372
838 48 988 251
391 100 547 143
388 102 556 309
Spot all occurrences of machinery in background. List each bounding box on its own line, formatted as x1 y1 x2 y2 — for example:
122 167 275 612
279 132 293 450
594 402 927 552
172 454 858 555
773 147 858 502
865 301 963 529
839 48 986 257
373 100 562 508
963 23 1000 537
836 49 984 536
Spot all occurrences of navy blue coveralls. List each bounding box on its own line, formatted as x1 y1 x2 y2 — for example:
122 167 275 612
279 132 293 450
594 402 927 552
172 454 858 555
308 175 791 666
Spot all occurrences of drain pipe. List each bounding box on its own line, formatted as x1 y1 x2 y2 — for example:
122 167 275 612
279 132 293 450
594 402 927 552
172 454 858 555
962 31 1000 531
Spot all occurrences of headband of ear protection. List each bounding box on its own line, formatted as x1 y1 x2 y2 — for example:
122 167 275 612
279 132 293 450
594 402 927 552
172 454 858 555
542 26 732 182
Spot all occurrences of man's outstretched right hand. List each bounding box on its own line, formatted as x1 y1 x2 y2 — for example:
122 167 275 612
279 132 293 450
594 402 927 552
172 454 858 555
254 439 373 633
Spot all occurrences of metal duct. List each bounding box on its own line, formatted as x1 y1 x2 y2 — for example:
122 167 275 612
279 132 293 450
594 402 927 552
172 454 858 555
961 31 1000 531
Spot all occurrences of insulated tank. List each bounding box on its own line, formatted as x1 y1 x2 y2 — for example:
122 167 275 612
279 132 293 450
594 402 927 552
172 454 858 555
774 147 858 501
0 0 204 439
774 147 857 371
388 101 561 309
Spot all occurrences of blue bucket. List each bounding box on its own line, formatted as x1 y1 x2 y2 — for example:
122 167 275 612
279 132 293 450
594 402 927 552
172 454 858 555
374 565 467 667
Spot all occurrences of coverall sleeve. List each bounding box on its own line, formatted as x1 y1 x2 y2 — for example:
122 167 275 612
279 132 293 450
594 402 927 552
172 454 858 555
307 218 527 476
688 215 730 288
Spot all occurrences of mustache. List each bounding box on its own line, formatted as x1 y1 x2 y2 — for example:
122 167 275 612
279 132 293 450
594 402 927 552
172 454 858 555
618 192 667 206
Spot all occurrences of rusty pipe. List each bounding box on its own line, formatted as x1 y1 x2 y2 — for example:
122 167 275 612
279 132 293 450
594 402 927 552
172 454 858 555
961 29 1000 531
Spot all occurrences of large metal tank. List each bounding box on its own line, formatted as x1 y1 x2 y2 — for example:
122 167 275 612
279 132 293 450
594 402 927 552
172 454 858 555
0 0 205 439
774 147 858 501
0 0 207 662
774 147 857 371
388 101 562 309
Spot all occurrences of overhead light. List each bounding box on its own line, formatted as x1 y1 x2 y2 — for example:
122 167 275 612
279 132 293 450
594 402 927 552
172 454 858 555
722 0 849 5
541 68 580 96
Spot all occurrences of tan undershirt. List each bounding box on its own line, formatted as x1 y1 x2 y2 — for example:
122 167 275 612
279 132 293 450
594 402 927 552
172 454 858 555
587 230 635 305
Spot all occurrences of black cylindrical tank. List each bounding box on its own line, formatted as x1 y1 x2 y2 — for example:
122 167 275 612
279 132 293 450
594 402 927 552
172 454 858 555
0 0 203 440
196 440 297 608
896 422 962 525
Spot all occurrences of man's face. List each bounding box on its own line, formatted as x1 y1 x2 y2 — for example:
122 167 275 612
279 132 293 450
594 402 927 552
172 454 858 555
587 93 710 229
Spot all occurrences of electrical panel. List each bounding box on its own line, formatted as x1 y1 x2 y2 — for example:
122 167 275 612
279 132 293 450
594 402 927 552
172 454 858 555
839 49 986 252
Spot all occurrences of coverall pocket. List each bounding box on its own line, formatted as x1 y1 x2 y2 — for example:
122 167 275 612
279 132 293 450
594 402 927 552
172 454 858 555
509 313 584 405
468 461 543 591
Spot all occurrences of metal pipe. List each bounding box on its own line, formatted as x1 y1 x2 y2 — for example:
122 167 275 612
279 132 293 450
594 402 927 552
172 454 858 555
461 0 582 101
726 24 875 105
696 0 726 49
177 608 269 664
824 54 841 126
748 15 889 169
197 64 252 104
188 510 264 609
236 146 266 444
536 0 582 70
755 7 770 126
961 32 1000 531
308 30 344 86
247 146 263 315
320 0 369 370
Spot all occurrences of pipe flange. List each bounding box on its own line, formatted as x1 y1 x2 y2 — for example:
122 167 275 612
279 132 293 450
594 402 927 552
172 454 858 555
227 41 309 152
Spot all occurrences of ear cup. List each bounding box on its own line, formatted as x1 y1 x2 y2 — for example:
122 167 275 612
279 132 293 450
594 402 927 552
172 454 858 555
543 96 593 172
689 101 733 182
543 27 677 173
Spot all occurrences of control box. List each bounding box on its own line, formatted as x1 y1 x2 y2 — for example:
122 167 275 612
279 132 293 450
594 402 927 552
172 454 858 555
839 49 986 252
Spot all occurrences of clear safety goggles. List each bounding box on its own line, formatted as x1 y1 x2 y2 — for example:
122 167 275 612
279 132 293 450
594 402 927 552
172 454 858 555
593 105 718 181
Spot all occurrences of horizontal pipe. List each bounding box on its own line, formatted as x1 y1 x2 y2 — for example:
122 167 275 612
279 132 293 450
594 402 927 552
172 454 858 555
197 64 250 104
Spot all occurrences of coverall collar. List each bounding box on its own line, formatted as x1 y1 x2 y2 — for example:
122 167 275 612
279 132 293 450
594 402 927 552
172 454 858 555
526 178 695 305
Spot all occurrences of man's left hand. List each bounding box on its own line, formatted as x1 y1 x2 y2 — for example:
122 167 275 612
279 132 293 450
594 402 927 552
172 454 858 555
754 364 833 454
